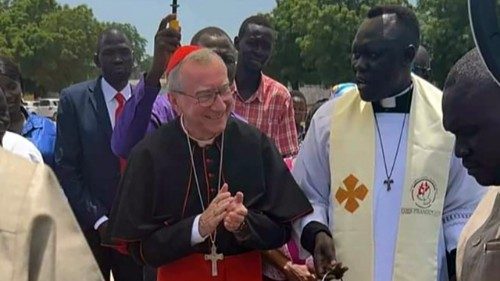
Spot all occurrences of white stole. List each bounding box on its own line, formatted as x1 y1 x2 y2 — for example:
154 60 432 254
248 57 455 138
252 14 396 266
330 75 454 280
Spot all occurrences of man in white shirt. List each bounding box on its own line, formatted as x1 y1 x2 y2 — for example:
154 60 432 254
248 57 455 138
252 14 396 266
293 5 485 281
2 131 43 163
54 28 141 281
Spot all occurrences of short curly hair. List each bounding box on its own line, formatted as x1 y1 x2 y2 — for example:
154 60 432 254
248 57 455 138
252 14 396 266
238 15 274 38
367 5 420 48
444 48 496 90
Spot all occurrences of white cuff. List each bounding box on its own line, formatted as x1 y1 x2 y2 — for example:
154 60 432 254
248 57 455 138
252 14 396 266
191 214 208 246
94 216 109 230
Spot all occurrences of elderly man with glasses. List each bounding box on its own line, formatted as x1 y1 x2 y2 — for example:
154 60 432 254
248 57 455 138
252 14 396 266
106 46 313 281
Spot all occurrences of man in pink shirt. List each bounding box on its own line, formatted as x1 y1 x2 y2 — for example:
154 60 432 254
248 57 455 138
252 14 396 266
234 15 298 157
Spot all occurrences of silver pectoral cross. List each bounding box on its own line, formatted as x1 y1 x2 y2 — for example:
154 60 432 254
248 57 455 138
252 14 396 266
384 178 394 191
204 243 224 276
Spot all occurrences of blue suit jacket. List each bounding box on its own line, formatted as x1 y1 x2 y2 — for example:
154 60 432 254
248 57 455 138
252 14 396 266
55 77 121 230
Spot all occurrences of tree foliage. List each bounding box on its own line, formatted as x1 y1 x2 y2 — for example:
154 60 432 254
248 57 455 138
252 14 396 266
267 0 481 89
0 0 147 97
416 0 474 86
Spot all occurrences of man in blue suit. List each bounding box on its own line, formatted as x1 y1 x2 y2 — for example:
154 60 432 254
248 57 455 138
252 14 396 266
55 28 143 281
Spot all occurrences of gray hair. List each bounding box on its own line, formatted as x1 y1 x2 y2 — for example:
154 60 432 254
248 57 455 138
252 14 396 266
167 48 225 93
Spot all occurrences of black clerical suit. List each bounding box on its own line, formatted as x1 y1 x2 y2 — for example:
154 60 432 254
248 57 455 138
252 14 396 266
107 117 312 281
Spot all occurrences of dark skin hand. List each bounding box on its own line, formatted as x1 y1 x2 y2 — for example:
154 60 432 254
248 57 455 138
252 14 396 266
314 232 348 280
146 13 181 87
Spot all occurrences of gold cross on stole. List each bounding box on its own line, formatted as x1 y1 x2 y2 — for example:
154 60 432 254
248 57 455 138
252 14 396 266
335 174 369 213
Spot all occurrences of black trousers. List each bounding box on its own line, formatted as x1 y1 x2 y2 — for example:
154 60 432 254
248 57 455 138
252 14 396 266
84 229 144 281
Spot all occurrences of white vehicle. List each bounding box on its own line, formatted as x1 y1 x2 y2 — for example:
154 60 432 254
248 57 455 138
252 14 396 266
37 98 59 119
23 100 39 114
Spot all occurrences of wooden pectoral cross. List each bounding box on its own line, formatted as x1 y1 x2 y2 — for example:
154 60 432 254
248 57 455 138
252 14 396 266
205 243 224 276
384 178 394 191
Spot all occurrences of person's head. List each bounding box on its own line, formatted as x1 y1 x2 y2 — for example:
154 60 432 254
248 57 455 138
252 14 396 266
0 56 23 117
351 5 420 101
291 90 307 126
191 27 237 84
167 47 233 140
442 48 500 186
413 45 431 80
94 28 134 90
234 15 275 72
0 87 9 144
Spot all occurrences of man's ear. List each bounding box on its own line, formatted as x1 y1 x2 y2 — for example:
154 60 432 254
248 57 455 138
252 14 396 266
404 44 417 66
93 53 100 68
234 36 240 51
168 93 182 115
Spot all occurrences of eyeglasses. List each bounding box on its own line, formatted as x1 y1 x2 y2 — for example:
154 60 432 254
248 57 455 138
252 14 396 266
173 83 234 107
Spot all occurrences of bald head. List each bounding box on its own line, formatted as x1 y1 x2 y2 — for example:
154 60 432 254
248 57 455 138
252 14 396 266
414 46 430 67
189 27 237 84
413 46 431 79
190 27 231 45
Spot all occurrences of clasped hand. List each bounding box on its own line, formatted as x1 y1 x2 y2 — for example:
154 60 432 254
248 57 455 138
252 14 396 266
198 184 248 237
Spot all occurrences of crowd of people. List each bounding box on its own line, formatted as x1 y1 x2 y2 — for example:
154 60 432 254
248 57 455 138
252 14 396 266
1 3 499 281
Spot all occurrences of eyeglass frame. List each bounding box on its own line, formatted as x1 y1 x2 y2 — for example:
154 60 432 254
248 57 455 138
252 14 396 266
171 83 235 107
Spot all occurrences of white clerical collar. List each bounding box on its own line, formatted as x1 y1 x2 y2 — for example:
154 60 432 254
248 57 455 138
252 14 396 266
180 116 216 147
379 84 413 108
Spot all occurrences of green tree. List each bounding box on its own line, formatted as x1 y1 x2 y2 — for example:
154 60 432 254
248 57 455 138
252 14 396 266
268 0 411 88
417 0 475 86
25 4 101 94
0 0 147 97
417 0 500 86
138 54 153 74
267 0 319 89
295 2 361 86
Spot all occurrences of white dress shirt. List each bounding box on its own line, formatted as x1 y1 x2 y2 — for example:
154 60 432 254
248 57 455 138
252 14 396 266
2 131 43 164
101 78 132 128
